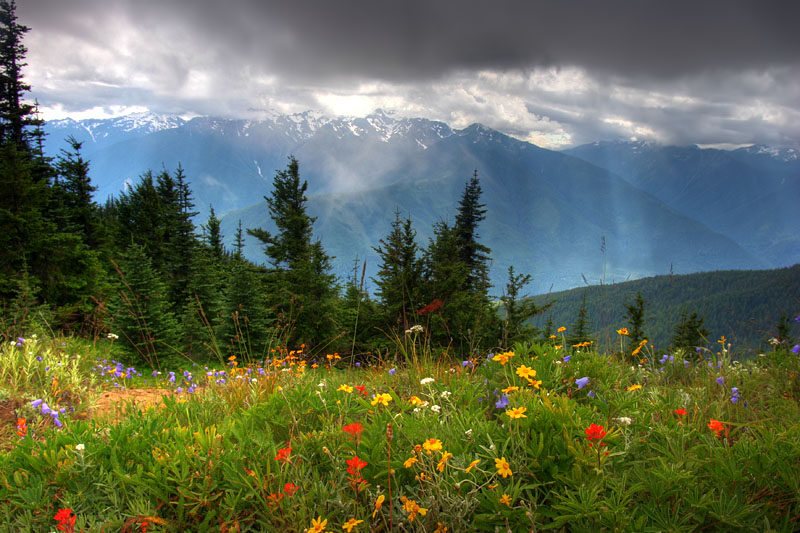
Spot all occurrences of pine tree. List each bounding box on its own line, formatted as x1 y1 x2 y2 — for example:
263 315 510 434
567 293 593 347
202 205 225 261
454 169 491 297
0 0 36 150
53 136 103 248
110 243 180 366
624 292 647 347
372 210 422 331
500 266 545 346
672 310 710 353
248 156 336 347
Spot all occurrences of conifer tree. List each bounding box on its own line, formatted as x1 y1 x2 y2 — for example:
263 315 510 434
110 242 180 366
567 292 593 347
372 210 422 330
53 136 103 248
454 170 491 297
248 156 336 347
672 310 709 353
500 266 545 346
203 205 225 260
624 292 647 348
0 0 36 151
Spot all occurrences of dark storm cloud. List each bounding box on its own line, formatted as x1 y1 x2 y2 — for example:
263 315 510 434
15 0 800 148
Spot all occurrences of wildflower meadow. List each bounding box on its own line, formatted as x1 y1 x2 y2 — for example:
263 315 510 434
2 330 800 532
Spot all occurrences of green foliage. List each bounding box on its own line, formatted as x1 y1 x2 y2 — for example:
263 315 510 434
5 337 800 530
672 309 710 352
248 156 337 349
109 243 180 366
531 265 800 354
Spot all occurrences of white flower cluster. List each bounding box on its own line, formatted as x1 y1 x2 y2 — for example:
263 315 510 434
420 377 435 385
405 325 424 335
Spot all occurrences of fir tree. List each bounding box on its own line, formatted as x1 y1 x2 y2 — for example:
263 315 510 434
672 310 710 353
500 266 545 346
372 210 422 331
110 243 180 366
53 136 103 248
202 205 225 260
624 292 647 347
567 292 593 347
0 0 36 151
248 156 336 347
454 169 491 297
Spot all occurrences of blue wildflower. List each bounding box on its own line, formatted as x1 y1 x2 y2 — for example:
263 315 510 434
576 377 590 389
495 394 510 409
388 368 396 375
587 390 596 399
31 399 43 408
791 345 799 355
716 376 724 385
563 355 571 363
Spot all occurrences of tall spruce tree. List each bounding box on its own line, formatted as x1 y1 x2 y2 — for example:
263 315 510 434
500 266 545 346
0 0 35 151
624 292 647 359
248 156 336 347
567 293 593 347
672 310 709 353
372 210 422 331
454 170 491 297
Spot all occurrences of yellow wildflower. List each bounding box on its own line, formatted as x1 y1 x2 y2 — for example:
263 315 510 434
372 494 385 518
627 384 642 391
492 351 515 365
422 438 443 453
306 516 327 533
516 365 537 380
505 407 527 419
437 451 453 472
342 518 363 532
557 326 567 333
404 456 419 468
617 328 629 336
337 384 353 393
501 385 519 394
465 459 480 473
371 393 393 406
495 457 512 478
499 493 512 506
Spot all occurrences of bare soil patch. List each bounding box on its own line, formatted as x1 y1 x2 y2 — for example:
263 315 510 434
91 388 173 420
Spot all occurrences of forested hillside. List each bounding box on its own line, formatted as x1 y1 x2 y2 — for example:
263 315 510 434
530 265 800 354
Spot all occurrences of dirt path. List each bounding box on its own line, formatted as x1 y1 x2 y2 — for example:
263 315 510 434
91 388 174 420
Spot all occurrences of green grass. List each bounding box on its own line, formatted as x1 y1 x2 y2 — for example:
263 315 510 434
2 335 800 531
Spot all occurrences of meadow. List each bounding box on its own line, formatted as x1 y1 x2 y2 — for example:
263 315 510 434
2 330 800 532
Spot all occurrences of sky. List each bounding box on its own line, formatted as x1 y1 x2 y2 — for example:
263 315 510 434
17 0 800 149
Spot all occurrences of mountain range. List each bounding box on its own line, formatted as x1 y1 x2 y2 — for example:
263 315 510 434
42 111 799 293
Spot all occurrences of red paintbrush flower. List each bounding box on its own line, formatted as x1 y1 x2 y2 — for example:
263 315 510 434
343 422 363 441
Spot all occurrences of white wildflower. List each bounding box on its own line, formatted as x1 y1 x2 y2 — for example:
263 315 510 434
75 443 85 451
420 377 435 385
613 417 633 426
430 405 441 413
441 391 451 398
465 429 473 436
405 325 424 335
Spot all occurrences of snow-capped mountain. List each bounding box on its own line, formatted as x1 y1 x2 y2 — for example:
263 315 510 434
40 111 800 290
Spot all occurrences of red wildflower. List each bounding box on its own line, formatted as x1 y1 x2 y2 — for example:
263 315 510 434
343 422 363 440
416 299 444 315
346 455 368 477
141 521 149 533
53 508 76 532
708 418 724 435
16 417 27 438
274 444 292 463
584 423 607 442
354 385 367 396
267 493 283 507
283 482 299 496
674 408 687 416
